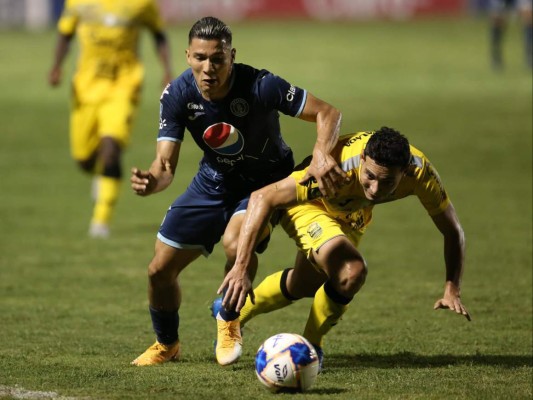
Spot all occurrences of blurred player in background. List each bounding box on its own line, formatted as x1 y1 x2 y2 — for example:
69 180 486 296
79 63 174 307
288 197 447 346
216 127 470 369
48 0 173 238
489 0 533 70
129 16 345 367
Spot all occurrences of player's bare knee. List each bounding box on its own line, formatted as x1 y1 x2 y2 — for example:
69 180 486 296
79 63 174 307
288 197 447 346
222 232 238 261
147 259 176 287
338 259 367 296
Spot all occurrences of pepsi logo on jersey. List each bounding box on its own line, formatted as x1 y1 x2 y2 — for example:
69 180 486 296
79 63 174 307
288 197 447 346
203 122 244 156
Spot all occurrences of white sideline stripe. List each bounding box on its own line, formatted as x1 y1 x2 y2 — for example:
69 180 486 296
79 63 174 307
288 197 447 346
0 385 88 400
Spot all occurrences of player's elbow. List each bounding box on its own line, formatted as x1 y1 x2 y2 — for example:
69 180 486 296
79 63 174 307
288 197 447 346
320 105 342 127
457 224 465 243
455 224 466 249
332 107 342 123
447 219 465 243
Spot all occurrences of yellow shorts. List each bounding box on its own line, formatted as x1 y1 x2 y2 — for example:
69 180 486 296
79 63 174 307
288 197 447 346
280 200 372 258
69 67 142 161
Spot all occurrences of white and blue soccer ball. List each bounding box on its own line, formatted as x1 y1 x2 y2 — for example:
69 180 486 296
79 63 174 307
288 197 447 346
254 333 319 393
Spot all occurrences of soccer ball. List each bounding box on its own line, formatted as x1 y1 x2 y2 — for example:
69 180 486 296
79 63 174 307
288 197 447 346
254 333 319 393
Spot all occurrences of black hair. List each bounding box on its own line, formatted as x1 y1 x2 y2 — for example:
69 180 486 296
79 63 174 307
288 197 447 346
364 127 411 169
188 16 232 46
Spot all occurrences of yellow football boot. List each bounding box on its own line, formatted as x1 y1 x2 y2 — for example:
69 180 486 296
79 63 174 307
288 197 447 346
215 319 242 366
131 340 181 366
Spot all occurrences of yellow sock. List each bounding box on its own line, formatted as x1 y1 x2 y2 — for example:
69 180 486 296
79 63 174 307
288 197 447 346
303 284 349 348
240 269 293 326
91 176 121 225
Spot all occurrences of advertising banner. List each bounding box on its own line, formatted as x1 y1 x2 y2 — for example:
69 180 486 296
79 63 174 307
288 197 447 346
159 0 467 22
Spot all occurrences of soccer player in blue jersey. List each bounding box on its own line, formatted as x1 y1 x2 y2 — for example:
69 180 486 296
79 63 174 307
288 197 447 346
489 0 532 70
130 16 345 366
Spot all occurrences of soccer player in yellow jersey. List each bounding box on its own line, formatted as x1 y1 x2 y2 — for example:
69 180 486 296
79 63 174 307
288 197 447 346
48 0 173 238
216 127 470 368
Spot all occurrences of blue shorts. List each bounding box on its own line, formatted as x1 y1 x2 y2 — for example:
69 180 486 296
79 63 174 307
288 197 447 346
158 159 293 256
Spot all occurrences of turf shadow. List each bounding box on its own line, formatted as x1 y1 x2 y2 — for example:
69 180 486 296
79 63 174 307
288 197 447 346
322 352 532 371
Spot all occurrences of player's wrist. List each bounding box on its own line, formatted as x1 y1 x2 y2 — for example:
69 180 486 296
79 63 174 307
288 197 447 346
444 280 461 295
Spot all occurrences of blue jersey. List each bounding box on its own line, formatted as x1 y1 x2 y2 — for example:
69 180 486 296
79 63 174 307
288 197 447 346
158 63 307 179
156 63 310 254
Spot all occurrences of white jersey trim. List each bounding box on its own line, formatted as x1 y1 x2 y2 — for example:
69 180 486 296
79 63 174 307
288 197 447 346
295 89 308 118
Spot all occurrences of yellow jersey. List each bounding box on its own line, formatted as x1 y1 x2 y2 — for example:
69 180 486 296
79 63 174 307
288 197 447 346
292 131 450 226
58 0 165 102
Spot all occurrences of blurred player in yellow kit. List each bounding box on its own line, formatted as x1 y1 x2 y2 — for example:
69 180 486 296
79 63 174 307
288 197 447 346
216 127 470 368
48 0 173 238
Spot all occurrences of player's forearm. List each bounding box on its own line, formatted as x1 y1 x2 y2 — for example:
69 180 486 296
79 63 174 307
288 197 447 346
443 227 465 287
154 32 173 80
151 175 173 194
234 193 272 270
431 204 465 288
159 48 172 72
299 94 341 154
146 160 175 194
145 141 179 194
51 34 72 69
149 171 173 194
313 107 342 155
158 43 173 79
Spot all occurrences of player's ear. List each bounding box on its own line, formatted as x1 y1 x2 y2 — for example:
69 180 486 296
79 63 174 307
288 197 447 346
231 48 236 62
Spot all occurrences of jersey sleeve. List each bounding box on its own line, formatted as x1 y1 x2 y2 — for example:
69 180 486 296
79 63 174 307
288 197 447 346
413 157 451 216
254 71 307 118
57 0 78 35
157 83 186 143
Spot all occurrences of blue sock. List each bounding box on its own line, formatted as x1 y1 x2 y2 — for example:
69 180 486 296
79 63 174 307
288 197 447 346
218 290 240 321
149 306 179 345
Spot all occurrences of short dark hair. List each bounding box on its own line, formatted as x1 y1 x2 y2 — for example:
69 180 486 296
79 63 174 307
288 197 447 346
364 127 411 169
188 16 232 46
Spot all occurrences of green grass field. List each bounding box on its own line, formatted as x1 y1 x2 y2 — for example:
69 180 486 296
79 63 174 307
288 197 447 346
0 16 531 399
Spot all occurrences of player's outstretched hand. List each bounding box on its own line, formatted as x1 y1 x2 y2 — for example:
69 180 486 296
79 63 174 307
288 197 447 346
217 266 254 313
434 284 471 321
131 167 155 196
300 151 347 198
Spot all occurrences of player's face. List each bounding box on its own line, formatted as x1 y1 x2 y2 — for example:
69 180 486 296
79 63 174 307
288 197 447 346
359 155 404 202
186 38 235 101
